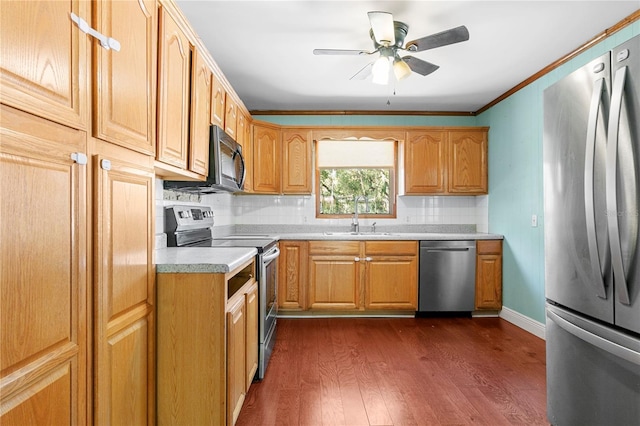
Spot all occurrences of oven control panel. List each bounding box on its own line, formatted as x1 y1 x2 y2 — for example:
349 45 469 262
165 205 214 232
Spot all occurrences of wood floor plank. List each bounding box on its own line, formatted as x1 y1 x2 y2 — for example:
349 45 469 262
236 317 548 426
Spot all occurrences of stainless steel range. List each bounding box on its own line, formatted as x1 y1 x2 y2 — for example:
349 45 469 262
165 205 279 380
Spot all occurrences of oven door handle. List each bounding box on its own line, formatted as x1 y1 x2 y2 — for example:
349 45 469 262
262 247 280 263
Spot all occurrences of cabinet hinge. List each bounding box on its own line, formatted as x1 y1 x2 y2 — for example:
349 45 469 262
70 13 121 51
71 152 88 165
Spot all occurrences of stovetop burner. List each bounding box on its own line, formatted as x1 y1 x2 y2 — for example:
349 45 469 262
189 238 277 253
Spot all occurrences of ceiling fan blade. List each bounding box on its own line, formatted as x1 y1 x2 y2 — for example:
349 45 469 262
350 62 373 80
402 56 439 76
313 48 371 56
368 11 395 46
405 25 469 52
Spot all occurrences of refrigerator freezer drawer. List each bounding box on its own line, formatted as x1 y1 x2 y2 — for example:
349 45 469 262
546 303 640 425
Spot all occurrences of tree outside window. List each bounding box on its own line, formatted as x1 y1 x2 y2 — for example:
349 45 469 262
316 140 396 218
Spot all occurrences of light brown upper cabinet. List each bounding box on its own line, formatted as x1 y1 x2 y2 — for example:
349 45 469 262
448 129 488 193
404 130 447 194
225 96 238 139
281 129 313 194
405 128 488 195
210 72 226 129
252 122 281 193
244 120 254 192
189 48 212 177
93 0 157 155
157 5 192 171
251 123 312 194
0 1 88 130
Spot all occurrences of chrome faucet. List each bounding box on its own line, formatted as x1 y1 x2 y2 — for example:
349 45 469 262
351 195 368 233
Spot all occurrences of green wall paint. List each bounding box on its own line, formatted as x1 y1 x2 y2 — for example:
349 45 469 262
253 21 639 326
478 23 639 323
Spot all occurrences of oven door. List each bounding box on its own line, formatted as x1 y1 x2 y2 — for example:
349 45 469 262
259 244 279 379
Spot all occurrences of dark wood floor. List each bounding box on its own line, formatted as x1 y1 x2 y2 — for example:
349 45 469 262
237 317 548 426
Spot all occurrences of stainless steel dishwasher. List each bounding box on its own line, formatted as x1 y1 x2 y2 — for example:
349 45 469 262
418 240 476 313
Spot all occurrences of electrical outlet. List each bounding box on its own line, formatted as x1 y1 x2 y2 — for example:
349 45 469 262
531 214 538 227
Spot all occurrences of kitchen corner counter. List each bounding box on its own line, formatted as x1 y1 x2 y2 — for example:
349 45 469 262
155 247 257 273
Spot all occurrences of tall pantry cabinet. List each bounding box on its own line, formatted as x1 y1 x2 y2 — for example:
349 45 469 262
0 0 156 424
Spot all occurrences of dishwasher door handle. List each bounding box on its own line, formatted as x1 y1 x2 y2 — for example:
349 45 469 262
424 247 471 252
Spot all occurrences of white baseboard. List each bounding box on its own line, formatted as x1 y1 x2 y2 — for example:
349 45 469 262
499 306 546 340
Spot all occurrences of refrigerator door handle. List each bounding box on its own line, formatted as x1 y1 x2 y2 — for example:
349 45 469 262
606 66 631 305
547 308 640 366
584 77 607 299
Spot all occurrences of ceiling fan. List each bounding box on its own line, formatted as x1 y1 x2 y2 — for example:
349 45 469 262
313 11 469 84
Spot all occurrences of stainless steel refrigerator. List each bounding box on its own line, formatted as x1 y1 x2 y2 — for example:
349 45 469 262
543 34 640 425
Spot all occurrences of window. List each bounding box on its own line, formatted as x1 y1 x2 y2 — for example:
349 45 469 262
316 139 396 218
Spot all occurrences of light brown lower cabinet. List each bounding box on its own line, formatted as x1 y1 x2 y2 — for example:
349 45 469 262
278 240 309 310
1 105 155 425
157 259 257 426
475 240 503 310
306 240 418 311
1 105 88 425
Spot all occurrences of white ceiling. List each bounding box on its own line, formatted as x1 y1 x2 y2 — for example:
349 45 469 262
176 1 639 113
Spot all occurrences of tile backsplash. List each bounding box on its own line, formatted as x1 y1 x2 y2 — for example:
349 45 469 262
156 178 489 236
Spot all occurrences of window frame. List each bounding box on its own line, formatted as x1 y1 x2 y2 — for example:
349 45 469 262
314 137 398 219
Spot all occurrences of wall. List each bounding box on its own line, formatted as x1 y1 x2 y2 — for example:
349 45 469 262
477 23 640 324
155 179 489 233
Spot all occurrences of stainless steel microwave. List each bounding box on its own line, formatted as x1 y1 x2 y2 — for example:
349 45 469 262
164 125 246 193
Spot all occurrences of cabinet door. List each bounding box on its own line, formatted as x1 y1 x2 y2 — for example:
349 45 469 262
241 114 253 192
404 130 447 194
475 240 503 310
210 73 226 129
227 297 246 425
0 0 88 129
252 124 281 193
281 129 312 194
93 145 155 425
448 129 488 194
157 7 191 169
278 241 309 310
366 256 418 310
93 0 156 155
189 48 211 176
224 97 238 139
0 105 87 425
309 256 360 310
245 282 259 390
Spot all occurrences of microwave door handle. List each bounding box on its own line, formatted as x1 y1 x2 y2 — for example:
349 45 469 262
232 148 246 189
606 65 631 305
584 77 607 299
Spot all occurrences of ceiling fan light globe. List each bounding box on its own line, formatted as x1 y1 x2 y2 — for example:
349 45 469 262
372 56 391 85
393 59 412 80
368 11 395 46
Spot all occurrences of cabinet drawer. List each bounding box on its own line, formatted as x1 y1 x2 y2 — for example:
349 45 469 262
309 241 360 255
477 240 502 254
365 241 417 256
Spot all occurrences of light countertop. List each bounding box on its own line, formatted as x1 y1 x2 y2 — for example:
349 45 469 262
269 232 503 241
155 247 257 273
